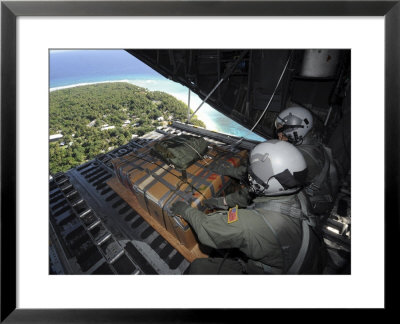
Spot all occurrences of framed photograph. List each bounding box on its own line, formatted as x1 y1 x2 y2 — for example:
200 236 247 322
1 0 398 322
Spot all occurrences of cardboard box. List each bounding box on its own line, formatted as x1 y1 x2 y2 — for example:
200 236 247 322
111 141 247 250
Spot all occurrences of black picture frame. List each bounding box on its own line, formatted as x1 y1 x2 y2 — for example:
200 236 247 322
1 0 398 322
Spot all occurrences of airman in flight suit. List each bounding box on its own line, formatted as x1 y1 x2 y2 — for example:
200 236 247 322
275 106 339 215
171 140 325 274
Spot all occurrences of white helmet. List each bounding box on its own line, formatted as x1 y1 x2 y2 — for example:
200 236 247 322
248 140 307 196
275 107 313 144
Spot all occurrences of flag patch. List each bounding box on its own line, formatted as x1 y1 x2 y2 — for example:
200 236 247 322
227 205 239 223
227 158 238 167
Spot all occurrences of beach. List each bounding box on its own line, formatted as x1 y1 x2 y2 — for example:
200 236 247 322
50 50 265 141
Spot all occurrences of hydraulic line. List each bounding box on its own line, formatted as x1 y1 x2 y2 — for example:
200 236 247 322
187 88 191 123
188 50 249 122
231 52 293 147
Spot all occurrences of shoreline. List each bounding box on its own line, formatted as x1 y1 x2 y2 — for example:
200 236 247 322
49 79 134 92
49 79 264 141
49 79 219 131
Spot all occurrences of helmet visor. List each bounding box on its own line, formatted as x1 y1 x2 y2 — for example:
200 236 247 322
273 168 308 189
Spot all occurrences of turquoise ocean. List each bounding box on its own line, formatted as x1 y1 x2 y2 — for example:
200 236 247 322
50 50 265 142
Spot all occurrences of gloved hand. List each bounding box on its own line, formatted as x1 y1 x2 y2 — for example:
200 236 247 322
210 163 233 176
170 201 190 217
204 197 228 210
210 163 247 180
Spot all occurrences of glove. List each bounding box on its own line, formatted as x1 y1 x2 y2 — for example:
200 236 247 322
170 201 190 217
204 197 228 210
211 163 247 180
210 163 233 176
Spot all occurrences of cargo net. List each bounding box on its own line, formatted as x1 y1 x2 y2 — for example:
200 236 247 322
110 139 248 251
151 134 210 171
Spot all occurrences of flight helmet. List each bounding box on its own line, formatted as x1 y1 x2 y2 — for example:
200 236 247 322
275 107 313 144
248 140 307 196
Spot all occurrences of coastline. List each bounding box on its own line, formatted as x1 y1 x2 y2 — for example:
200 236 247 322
49 79 221 132
49 79 137 92
49 79 264 141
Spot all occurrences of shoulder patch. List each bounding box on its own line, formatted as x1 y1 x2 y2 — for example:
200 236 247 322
227 205 239 224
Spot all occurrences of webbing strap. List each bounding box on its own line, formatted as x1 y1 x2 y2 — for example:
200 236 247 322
298 191 316 228
254 200 303 220
253 193 314 274
314 146 330 189
287 220 310 274
286 192 312 274
253 209 288 272
251 260 283 274
324 145 338 194
302 145 329 193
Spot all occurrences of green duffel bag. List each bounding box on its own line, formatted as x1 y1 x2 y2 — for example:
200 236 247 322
152 135 209 170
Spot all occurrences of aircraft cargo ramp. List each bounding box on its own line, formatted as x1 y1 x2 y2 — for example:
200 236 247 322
49 121 351 275
49 122 260 275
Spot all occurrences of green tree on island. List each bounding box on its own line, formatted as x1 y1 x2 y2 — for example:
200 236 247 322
49 82 206 174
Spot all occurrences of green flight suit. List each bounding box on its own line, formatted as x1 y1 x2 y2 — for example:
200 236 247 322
297 135 327 184
296 135 338 215
215 164 251 208
180 194 323 274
